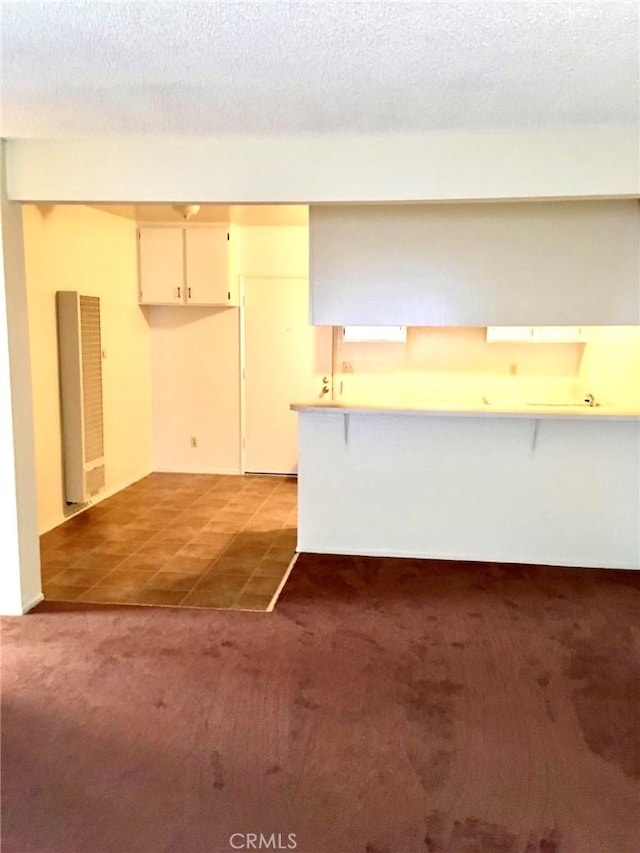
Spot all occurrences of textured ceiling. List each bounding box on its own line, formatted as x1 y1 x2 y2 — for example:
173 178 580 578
1 1 638 138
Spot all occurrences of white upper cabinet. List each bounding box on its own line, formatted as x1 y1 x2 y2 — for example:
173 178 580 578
138 225 236 307
138 226 184 304
486 326 533 342
486 326 583 343
530 326 583 343
309 201 640 326
184 226 231 306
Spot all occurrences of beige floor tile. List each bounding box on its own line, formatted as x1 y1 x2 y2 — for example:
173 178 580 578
45 567 110 588
242 519 284 533
159 523 206 539
43 584 94 601
135 508 178 523
125 519 168 533
165 554 216 573
42 472 298 611
222 544 271 561
99 526 154 544
187 531 236 547
243 575 282 596
215 509 255 522
78 586 146 604
144 571 202 592
188 498 230 511
117 554 168 572
90 540 136 557
181 588 240 609
133 589 188 607
67 552 128 571
137 538 186 556
195 570 252 590
235 592 274 611
266 546 297 562
253 559 293 577
204 520 248 534
97 569 156 590
208 557 262 575
178 542 230 560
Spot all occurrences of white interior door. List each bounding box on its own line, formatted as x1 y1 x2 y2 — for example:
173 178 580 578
243 277 332 474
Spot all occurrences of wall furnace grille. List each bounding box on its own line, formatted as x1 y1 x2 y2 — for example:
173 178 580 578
56 291 105 503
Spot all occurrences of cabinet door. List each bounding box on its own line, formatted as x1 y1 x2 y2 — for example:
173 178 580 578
531 326 582 343
184 227 232 306
486 326 533 342
138 227 184 304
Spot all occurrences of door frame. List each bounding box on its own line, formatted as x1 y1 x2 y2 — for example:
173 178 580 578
239 274 247 473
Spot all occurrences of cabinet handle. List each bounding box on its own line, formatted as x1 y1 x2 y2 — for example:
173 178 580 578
177 286 181 299
188 287 192 299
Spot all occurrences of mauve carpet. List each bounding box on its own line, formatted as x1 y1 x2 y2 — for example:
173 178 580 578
2 555 639 853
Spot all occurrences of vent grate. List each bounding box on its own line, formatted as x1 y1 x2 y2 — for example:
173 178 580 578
85 464 105 497
79 296 104 464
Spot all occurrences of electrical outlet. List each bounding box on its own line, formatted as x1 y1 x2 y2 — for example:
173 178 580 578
190 437 198 448
342 361 354 374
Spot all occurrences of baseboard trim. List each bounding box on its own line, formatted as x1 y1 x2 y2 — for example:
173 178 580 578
153 467 243 476
22 592 44 614
39 469 154 535
296 546 639 571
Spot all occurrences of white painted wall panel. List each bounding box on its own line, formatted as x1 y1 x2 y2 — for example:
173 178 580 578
149 224 309 475
5 126 639 203
23 204 153 533
1 145 42 613
150 307 241 474
297 411 640 570
310 201 640 326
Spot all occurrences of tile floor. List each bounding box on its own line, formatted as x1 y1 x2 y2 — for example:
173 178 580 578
40 473 297 610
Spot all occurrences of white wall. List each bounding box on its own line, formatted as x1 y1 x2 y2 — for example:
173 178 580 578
335 326 585 405
22 204 153 533
577 327 640 408
0 143 42 614
149 223 309 474
297 410 640 570
150 307 242 474
5 126 639 203
310 201 640 326
236 225 309 278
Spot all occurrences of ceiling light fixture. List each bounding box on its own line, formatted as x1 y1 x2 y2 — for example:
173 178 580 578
172 204 201 220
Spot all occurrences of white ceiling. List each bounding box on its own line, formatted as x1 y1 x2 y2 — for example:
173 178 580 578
1 1 638 138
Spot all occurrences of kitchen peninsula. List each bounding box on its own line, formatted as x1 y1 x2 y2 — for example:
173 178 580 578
291 401 640 570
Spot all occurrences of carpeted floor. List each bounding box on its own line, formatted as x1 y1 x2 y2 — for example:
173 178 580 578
2 555 639 853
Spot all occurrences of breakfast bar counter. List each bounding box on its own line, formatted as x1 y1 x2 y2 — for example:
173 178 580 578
291 401 640 570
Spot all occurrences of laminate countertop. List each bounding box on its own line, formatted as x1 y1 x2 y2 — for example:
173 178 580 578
291 399 640 421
